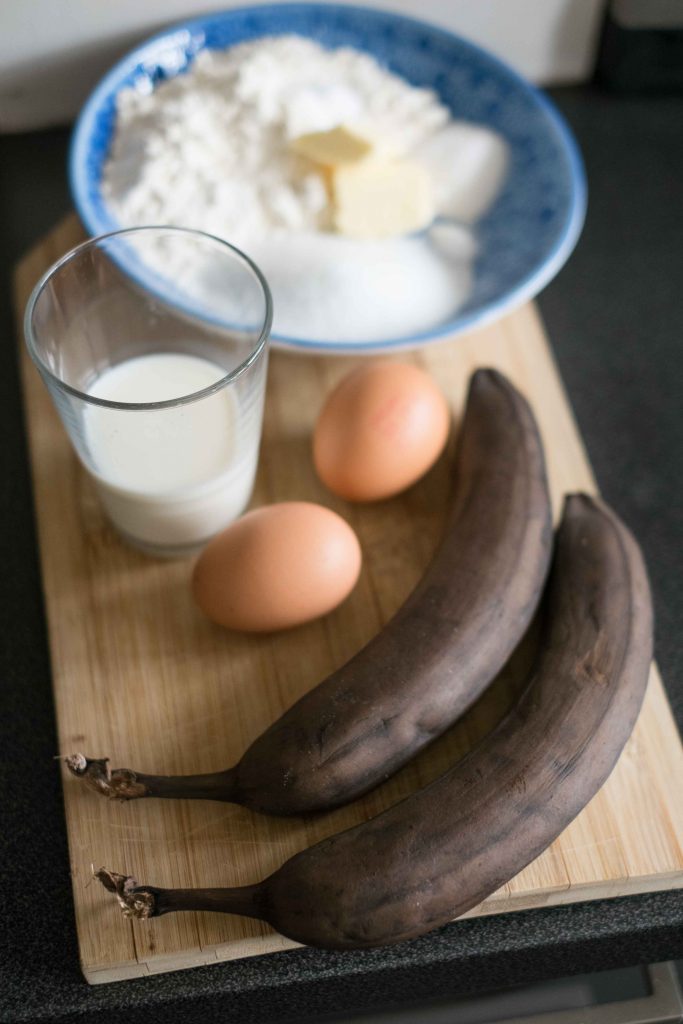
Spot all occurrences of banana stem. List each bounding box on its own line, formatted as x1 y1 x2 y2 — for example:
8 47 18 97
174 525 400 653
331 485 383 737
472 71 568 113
65 753 238 802
96 869 267 921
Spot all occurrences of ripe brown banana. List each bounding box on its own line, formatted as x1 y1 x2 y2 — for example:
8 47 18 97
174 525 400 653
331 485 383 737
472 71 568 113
67 368 552 815
96 494 653 949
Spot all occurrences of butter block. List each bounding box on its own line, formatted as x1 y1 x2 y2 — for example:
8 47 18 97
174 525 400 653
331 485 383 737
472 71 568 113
332 157 435 239
290 125 372 166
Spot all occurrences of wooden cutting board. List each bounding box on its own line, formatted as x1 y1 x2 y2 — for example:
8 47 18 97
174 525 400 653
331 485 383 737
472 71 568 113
15 215 683 985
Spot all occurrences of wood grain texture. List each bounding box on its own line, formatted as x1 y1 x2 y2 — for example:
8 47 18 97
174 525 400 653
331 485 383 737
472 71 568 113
15 215 683 983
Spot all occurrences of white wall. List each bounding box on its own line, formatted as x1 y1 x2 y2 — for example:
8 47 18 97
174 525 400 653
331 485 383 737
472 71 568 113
0 0 606 131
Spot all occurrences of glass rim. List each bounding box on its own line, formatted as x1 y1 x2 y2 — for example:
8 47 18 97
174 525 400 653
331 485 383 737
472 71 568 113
24 225 273 411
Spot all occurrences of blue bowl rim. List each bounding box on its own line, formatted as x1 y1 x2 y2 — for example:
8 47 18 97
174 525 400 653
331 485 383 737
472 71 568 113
69 1 587 354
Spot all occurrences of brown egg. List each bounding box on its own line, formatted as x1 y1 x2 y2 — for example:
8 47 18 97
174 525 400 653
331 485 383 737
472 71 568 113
313 361 451 501
192 502 362 632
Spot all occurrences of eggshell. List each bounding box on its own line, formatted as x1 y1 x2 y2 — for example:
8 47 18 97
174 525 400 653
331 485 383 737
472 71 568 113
192 502 362 632
313 362 451 501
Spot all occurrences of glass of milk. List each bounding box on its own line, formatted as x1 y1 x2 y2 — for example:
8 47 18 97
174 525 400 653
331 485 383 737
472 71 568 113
25 227 272 556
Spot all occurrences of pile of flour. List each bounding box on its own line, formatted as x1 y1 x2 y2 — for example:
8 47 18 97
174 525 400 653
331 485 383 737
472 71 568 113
104 35 506 342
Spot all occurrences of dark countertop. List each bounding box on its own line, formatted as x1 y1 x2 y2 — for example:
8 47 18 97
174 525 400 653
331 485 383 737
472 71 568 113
1 85 681 1024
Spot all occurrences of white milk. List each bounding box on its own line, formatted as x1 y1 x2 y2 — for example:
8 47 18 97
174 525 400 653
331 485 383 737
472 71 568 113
84 352 258 553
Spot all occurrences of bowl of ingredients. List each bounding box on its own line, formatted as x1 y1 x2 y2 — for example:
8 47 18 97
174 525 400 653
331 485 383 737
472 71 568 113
71 2 586 353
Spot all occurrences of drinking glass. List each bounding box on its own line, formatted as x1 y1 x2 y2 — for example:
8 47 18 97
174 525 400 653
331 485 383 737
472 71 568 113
25 227 272 556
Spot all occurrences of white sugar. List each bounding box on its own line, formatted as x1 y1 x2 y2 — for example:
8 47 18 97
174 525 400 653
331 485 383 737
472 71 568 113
247 229 475 343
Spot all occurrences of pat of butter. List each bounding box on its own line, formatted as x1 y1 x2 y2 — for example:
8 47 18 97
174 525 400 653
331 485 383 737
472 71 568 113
333 157 435 239
290 126 373 166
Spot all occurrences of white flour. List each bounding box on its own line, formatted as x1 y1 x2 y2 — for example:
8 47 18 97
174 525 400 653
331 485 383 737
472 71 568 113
104 35 507 342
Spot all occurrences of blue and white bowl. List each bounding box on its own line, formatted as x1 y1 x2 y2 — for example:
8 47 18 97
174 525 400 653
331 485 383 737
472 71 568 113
70 3 586 354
